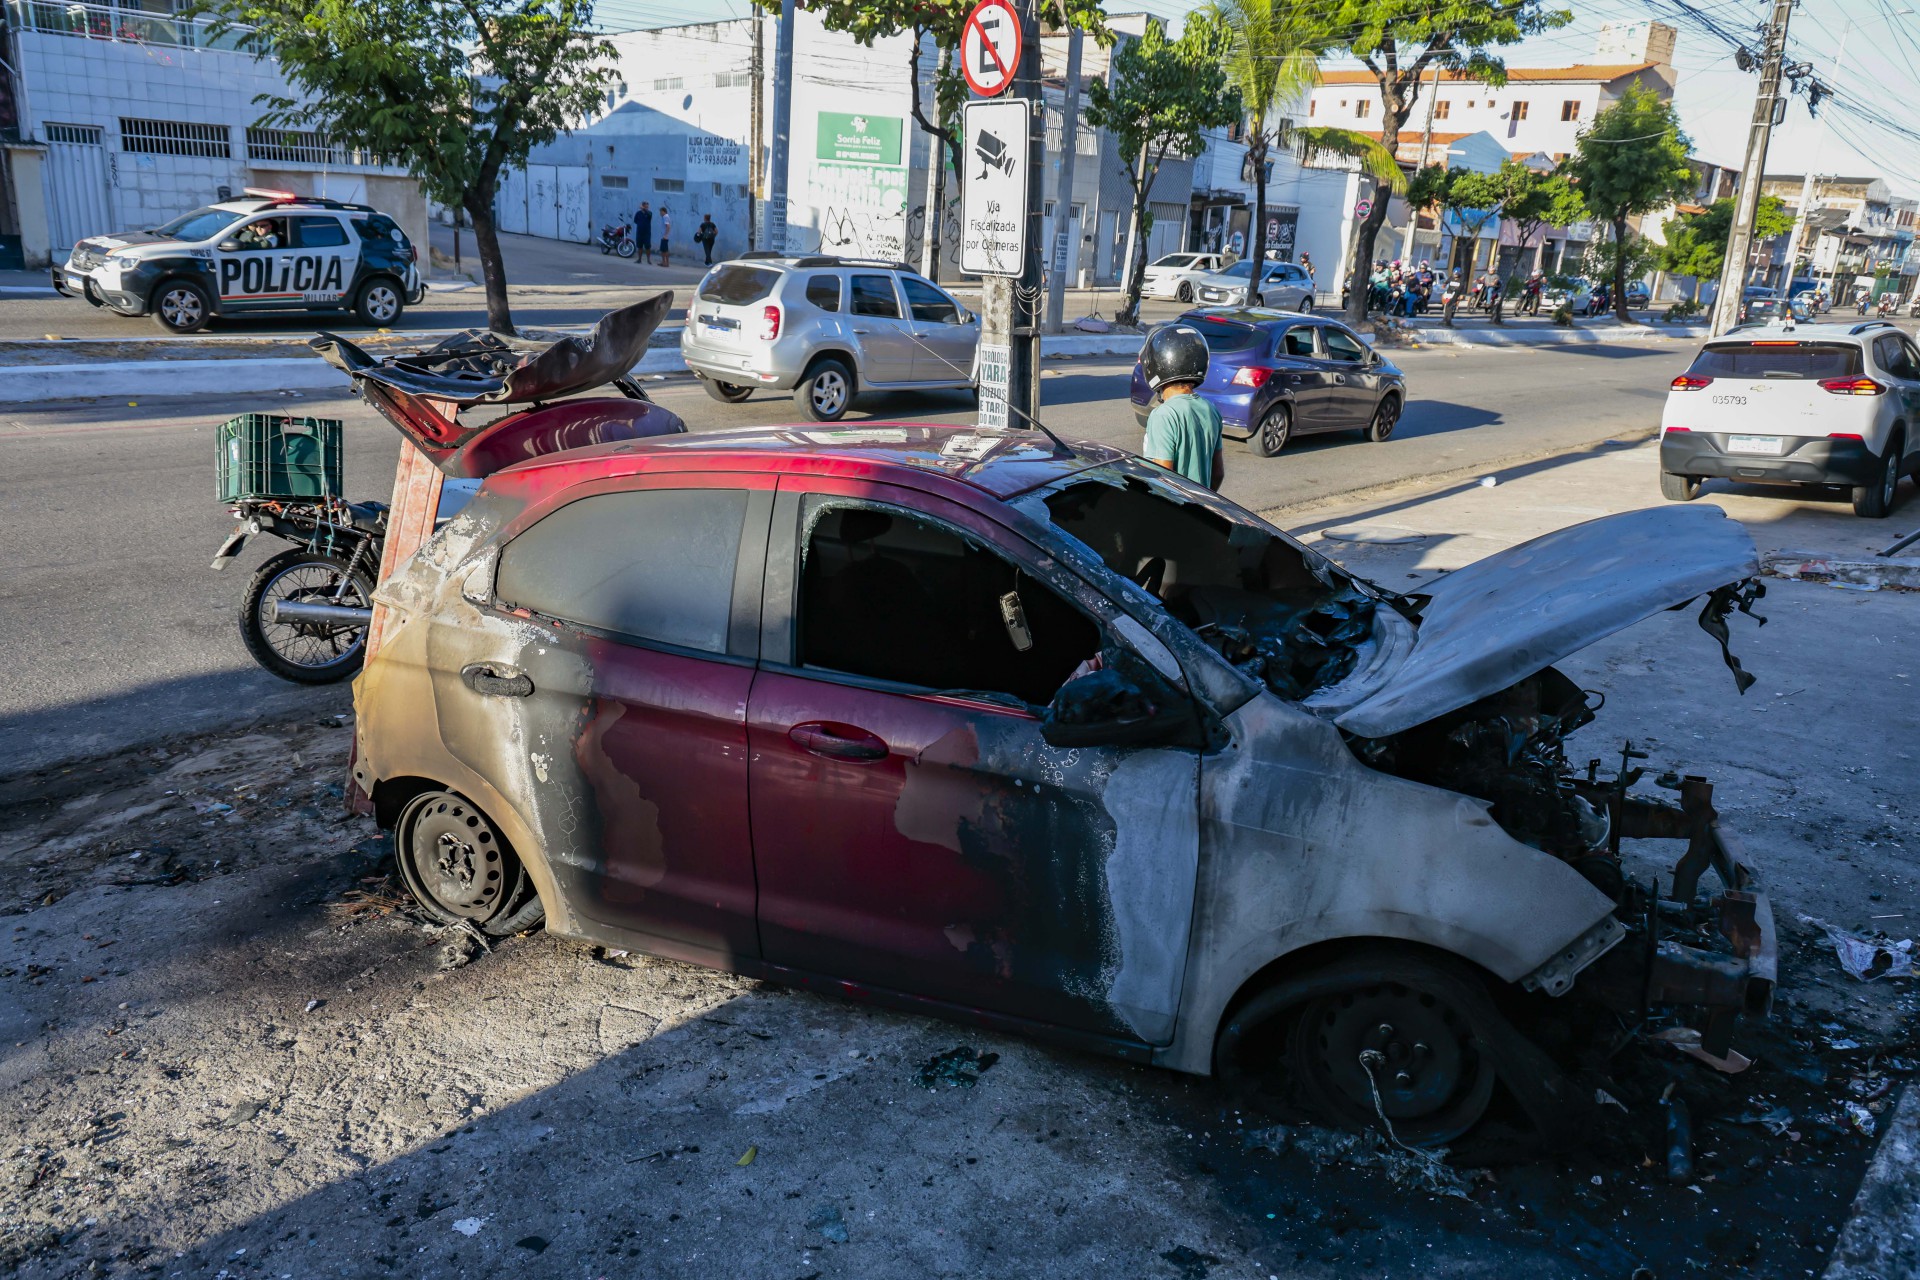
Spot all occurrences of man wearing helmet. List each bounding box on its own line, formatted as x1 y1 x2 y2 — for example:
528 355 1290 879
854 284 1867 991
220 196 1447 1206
1139 324 1224 490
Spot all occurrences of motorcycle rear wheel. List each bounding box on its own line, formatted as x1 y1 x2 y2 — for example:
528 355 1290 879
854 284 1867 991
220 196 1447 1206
240 548 375 685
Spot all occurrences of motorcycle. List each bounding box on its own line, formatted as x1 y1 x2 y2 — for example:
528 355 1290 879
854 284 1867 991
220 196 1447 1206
1878 294 1897 319
598 222 637 258
211 494 387 684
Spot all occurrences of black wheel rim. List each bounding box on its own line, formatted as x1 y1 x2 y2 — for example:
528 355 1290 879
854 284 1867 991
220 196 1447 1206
403 797 509 922
1884 452 1899 507
1261 408 1288 453
257 562 368 670
1374 398 1399 440
1293 982 1495 1145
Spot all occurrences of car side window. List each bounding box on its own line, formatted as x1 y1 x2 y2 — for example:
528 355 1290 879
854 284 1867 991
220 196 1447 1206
291 216 349 249
850 275 901 319
231 216 290 251
496 488 749 655
1278 327 1318 358
1323 327 1366 363
352 214 402 243
900 276 959 324
1876 335 1915 380
805 274 842 312
1902 339 1920 380
796 499 1099 707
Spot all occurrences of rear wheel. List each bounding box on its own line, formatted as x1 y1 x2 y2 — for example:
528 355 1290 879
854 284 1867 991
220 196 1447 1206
1247 402 1292 457
1853 436 1903 518
394 791 535 933
1297 294 1314 314
796 357 854 422
238 549 372 684
1660 471 1703 502
701 378 754 403
1364 394 1400 443
1176 281 1194 303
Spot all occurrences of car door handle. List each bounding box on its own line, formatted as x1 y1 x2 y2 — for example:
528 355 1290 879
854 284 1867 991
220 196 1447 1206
461 663 533 698
788 722 889 763
852 327 873 335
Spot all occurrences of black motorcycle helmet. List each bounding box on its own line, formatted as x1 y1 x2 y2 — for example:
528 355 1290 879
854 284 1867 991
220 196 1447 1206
1141 323 1210 394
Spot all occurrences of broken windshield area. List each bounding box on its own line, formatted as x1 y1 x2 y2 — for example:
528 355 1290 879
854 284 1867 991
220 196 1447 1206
1036 471 1381 701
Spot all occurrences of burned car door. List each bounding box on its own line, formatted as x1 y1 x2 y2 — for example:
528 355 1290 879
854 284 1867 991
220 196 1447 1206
744 480 1204 1045
429 475 771 962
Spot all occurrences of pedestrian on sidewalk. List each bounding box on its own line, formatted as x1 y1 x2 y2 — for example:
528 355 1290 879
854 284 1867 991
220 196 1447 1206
1140 324 1224 490
633 202 654 265
696 213 718 266
659 207 672 268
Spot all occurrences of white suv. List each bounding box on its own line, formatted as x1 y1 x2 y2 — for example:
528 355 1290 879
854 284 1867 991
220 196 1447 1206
1658 319 1920 518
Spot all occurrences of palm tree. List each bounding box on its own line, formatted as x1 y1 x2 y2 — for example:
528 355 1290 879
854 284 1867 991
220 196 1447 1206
1208 0 1403 308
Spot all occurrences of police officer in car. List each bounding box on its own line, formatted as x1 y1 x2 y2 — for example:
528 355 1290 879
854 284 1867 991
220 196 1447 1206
237 220 280 250
1140 323 1223 490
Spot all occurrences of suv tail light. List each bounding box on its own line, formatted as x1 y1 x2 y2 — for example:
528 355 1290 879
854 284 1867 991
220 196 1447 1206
760 305 782 341
1820 376 1885 395
1231 365 1273 388
1670 374 1713 390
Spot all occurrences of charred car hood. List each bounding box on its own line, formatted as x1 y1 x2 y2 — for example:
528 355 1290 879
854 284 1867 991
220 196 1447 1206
1309 506 1760 739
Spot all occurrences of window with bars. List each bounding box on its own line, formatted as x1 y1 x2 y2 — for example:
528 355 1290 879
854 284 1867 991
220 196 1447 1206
245 128 333 164
46 123 104 146
120 118 230 158
653 76 683 90
654 178 684 192
601 174 630 189
714 71 752 87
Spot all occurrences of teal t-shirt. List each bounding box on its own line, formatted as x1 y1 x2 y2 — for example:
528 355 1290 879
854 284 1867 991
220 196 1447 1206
1143 393 1222 488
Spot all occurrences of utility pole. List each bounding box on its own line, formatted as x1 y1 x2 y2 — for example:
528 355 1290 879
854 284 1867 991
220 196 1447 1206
1043 24 1083 333
921 42 953 280
749 11 764 250
766 0 796 255
1402 61 1442 263
973 0 1044 430
1710 0 1793 337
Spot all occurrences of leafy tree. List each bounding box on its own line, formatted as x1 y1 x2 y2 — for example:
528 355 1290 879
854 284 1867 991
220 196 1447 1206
1582 227 1660 294
1444 168 1508 275
1208 0 1400 306
1319 0 1574 325
1085 17 1240 325
1563 83 1694 321
1503 164 1584 270
1659 195 1793 300
757 0 1109 280
212 0 622 335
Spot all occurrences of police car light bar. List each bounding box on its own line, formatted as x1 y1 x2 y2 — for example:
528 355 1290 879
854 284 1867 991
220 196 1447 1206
242 187 300 201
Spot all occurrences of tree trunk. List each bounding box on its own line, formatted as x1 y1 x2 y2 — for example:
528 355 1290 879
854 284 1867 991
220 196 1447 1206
1245 133 1268 307
1118 182 1152 328
1612 215 1631 323
463 190 515 337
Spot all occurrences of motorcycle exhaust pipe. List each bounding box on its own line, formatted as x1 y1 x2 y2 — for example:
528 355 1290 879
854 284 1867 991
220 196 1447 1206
267 600 373 627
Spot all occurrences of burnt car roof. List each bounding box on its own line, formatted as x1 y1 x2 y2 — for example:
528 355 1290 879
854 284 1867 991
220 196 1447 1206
489 424 1129 499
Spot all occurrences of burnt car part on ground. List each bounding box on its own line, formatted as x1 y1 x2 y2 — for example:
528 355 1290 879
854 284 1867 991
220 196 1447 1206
340 377 1774 1147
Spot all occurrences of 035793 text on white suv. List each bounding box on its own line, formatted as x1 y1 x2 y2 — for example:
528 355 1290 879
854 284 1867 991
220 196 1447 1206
681 254 979 422
1658 319 1920 518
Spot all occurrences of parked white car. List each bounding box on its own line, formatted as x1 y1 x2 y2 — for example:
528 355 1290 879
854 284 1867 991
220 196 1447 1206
1658 318 1920 517
1141 252 1224 302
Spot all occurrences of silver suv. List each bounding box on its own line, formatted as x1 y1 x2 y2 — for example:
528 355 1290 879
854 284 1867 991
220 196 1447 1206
681 255 979 421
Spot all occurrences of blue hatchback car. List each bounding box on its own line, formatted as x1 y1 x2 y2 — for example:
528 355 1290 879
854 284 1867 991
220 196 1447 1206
1130 309 1407 458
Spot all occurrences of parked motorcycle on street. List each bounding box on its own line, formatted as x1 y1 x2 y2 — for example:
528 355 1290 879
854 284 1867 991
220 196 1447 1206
598 222 637 258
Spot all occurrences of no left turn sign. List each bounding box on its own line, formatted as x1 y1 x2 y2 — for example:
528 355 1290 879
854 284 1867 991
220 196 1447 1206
962 0 1021 97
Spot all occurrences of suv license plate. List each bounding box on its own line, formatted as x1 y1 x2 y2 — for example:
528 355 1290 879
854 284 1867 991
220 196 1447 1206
1727 434 1784 455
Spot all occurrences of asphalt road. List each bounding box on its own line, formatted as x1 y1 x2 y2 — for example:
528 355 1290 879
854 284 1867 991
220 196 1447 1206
0 339 1692 777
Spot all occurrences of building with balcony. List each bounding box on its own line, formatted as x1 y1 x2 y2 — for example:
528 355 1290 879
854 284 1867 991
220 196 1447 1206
0 0 421 269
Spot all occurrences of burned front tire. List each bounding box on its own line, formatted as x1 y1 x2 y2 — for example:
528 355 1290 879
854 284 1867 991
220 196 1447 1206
394 791 541 935
1215 951 1500 1147
239 549 373 684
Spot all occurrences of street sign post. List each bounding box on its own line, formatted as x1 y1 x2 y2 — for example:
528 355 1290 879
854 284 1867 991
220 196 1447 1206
961 0 1021 97
960 98 1029 277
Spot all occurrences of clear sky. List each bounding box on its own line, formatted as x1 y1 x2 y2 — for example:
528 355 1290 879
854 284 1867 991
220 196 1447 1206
589 0 1920 196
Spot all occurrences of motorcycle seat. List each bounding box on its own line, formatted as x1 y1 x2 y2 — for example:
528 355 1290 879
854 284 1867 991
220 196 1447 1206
346 500 388 533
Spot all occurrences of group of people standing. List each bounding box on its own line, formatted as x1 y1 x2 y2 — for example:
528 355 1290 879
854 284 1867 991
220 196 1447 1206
630 202 722 267
1343 260 1557 326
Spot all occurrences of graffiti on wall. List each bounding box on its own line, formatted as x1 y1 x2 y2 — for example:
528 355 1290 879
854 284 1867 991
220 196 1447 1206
794 160 909 261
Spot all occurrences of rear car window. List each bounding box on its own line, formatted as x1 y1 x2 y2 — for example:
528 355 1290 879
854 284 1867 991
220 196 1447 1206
851 275 900 318
1688 343 1862 379
699 265 781 305
496 489 748 654
1278 328 1317 357
805 274 842 311
352 214 404 244
291 216 349 248
1180 317 1262 352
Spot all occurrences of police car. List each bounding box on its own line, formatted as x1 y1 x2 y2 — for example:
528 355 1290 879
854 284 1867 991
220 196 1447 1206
51 188 423 333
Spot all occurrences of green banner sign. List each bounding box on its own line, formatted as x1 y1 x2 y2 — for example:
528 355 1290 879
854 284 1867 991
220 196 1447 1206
816 112 903 166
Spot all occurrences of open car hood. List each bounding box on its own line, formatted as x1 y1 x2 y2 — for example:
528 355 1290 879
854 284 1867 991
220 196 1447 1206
1313 507 1760 739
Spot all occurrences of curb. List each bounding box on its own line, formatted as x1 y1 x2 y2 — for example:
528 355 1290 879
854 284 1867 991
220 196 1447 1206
1823 1082 1920 1279
0 333 1145 404
1762 550 1920 591
1392 323 1707 349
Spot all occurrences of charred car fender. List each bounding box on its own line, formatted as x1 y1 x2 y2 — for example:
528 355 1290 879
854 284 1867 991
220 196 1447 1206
1154 692 1623 1076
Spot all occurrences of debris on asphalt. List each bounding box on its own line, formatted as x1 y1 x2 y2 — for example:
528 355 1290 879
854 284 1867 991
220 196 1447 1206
1649 1026 1754 1072
1661 1088 1693 1185
513 1236 549 1253
1159 1244 1222 1278
450 1216 486 1237
1841 1101 1878 1138
303 999 324 1014
1242 1124 1475 1200
1739 1104 1795 1137
913 1046 999 1090
805 1202 849 1244
1799 914 1915 980
736 1145 757 1166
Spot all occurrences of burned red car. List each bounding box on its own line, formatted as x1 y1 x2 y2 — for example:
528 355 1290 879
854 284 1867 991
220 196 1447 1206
342 380 1775 1144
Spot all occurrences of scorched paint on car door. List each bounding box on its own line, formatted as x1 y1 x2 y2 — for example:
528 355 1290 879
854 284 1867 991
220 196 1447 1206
744 480 1203 1044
